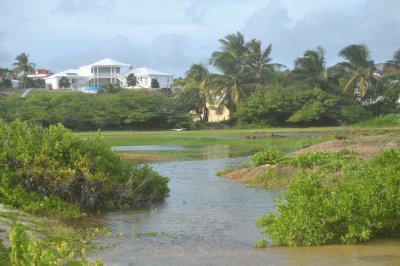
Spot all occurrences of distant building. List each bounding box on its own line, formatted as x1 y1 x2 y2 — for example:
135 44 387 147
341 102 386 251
44 58 173 92
27 69 53 79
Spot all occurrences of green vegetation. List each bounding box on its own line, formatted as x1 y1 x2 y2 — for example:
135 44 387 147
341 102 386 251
8 223 102 266
0 120 169 215
0 90 191 131
250 148 285 166
0 120 171 264
256 148 400 246
178 34 399 126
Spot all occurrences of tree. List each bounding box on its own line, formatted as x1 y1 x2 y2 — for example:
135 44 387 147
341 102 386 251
126 73 137 87
151 79 160 89
335 44 375 97
101 83 121 93
58 77 71 89
208 32 279 112
383 49 400 100
245 39 282 85
185 64 209 83
12 53 36 76
175 86 206 121
294 46 327 88
209 31 250 111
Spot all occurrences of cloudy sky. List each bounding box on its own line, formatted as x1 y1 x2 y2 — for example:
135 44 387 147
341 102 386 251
0 0 399 76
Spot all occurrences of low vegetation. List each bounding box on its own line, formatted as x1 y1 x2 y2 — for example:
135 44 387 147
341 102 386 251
256 148 400 246
0 120 170 264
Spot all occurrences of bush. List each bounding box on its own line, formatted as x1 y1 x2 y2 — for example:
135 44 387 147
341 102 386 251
251 148 285 166
356 114 400 127
284 150 356 172
257 148 400 246
0 120 169 217
9 224 101 266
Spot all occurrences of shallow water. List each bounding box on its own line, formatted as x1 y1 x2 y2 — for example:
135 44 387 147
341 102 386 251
112 145 187 151
87 156 400 266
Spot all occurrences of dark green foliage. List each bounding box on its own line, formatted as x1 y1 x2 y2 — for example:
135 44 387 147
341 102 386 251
0 79 12 89
237 85 369 126
0 91 191 130
257 148 400 246
101 83 121 93
126 73 137 87
174 86 206 120
151 79 160 89
0 121 169 216
251 148 285 166
58 77 71 89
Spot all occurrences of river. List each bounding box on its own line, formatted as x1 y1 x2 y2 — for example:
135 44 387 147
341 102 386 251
87 151 400 266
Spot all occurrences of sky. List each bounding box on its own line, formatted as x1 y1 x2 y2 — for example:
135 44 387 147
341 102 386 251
0 0 399 77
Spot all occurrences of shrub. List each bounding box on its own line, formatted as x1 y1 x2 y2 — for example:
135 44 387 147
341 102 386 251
0 120 169 217
284 150 356 172
257 148 400 246
9 224 102 266
250 148 285 166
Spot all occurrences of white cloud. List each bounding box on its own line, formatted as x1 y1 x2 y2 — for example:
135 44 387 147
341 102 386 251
185 0 210 26
55 0 115 14
242 0 400 68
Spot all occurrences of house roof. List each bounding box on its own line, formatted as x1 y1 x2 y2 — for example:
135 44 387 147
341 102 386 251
125 67 172 76
44 69 83 79
89 58 131 67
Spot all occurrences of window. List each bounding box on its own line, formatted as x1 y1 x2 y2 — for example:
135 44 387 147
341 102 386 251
116 67 120 73
215 106 224 115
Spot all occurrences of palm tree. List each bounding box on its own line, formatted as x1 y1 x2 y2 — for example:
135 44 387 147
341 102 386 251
335 44 375 97
209 31 250 111
12 53 36 76
383 49 400 99
185 64 209 84
294 46 327 88
245 39 284 86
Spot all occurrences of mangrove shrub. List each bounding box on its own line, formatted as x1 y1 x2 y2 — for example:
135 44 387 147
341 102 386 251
0 120 169 217
257 148 400 246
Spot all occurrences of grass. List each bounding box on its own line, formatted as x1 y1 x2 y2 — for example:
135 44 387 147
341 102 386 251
77 129 337 161
77 127 400 162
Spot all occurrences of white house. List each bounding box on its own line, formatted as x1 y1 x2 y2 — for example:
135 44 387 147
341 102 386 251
44 58 173 91
125 67 173 89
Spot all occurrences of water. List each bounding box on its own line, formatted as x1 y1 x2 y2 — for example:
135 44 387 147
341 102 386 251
112 145 187 152
87 154 400 266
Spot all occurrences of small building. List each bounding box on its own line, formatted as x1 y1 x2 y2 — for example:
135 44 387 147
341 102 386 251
27 69 53 79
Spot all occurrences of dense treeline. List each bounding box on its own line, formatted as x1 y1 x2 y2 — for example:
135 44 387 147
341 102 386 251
0 120 170 217
177 32 400 126
0 90 192 131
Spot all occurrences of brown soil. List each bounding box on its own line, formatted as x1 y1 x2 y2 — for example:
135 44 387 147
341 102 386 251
222 134 400 186
291 135 400 159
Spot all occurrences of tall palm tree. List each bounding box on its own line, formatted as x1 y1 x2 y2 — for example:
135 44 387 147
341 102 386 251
294 46 327 88
245 39 283 85
335 44 375 97
209 31 250 111
12 52 36 76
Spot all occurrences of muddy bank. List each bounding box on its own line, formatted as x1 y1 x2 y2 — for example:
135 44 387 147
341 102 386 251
222 135 400 186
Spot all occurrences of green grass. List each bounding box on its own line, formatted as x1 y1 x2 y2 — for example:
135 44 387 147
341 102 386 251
77 127 400 161
77 129 337 161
